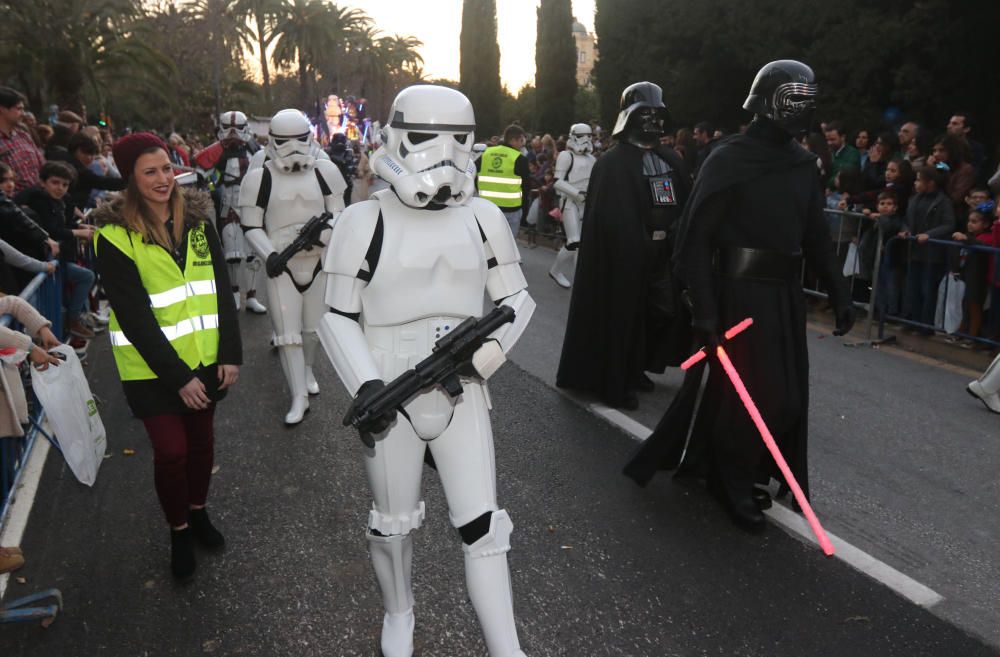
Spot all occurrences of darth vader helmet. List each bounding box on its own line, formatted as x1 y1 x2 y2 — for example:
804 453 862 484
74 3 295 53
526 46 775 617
612 82 670 148
743 60 818 135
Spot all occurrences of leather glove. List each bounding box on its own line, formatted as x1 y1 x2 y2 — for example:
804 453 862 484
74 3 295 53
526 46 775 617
342 379 394 447
691 318 721 352
833 305 856 336
265 252 284 278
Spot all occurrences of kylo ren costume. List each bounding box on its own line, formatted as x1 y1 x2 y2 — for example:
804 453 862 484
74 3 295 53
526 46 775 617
556 82 691 410
623 61 854 532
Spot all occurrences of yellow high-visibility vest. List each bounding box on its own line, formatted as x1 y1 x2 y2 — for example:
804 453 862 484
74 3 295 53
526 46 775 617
95 223 219 381
478 145 523 209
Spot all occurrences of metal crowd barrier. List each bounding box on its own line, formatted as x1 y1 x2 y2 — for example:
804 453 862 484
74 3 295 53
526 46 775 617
806 210 1000 349
0 267 63 529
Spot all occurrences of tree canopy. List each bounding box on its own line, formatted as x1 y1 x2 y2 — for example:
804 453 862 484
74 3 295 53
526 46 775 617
594 0 1000 148
534 0 577 135
0 0 426 136
460 0 504 138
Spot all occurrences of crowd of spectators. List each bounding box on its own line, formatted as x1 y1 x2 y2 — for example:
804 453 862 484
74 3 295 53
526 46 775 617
497 110 1000 347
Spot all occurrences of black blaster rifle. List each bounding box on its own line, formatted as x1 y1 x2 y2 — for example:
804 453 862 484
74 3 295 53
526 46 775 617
344 304 515 447
266 211 333 277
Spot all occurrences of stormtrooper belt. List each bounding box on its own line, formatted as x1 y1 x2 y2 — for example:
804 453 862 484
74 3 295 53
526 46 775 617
715 246 802 283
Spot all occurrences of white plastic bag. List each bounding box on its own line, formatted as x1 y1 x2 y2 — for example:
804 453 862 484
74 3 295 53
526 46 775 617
934 273 965 335
30 344 106 486
842 242 861 277
524 197 540 226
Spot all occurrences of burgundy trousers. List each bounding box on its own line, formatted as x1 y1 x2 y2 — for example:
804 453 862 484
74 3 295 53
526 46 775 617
141 408 216 527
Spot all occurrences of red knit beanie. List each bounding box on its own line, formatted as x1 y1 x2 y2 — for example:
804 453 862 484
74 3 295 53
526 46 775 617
112 132 170 183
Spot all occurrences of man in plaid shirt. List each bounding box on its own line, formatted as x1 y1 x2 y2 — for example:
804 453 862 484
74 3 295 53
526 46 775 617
0 87 44 195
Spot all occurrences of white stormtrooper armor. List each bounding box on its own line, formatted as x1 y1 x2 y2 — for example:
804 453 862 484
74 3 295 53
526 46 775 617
194 110 267 313
968 352 1000 414
319 85 534 657
239 109 347 424
248 143 330 171
548 123 595 288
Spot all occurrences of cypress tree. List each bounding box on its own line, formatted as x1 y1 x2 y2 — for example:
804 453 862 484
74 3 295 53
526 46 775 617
460 0 503 137
534 0 577 134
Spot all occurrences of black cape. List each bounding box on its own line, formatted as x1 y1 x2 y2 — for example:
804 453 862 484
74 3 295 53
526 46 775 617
624 120 848 499
556 142 691 407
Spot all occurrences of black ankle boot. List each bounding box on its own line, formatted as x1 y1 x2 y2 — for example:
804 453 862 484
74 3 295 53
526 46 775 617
170 527 196 580
189 508 225 550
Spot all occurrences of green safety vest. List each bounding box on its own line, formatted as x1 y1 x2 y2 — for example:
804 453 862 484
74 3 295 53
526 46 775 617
478 145 523 209
95 223 219 381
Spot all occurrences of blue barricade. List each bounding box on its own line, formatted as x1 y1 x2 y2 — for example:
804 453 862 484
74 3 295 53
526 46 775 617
0 267 63 530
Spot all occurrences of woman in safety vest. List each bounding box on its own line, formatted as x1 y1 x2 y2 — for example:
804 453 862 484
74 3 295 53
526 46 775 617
93 132 242 581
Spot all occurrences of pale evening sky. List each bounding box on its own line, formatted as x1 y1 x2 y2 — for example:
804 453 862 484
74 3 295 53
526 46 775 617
338 0 597 93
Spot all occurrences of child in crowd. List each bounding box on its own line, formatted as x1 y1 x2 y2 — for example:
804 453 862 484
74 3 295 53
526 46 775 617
951 202 995 342
15 161 97 340
898 165 956 330
858 190 904 312
985 202 1000 339
827 166 862 211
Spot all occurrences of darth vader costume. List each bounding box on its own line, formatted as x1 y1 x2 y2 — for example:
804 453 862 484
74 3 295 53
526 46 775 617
623 61 854 531
556 82 691 410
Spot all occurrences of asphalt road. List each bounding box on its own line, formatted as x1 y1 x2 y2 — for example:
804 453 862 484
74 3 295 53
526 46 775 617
2 229 998 657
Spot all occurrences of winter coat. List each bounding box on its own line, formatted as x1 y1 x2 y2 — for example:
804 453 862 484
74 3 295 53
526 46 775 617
0 295 52 438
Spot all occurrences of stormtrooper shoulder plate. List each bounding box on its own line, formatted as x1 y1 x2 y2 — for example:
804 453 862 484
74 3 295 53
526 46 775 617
468 197 526 300
237 167 266 229
325 199 380 279
314 158 349 198
324 199 381 313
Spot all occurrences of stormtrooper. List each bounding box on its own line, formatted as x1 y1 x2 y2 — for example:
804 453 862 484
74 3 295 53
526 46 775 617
548 123 596 288
319 85 535 657
193 110 267 313
239 109 347 425
968 353 1000 414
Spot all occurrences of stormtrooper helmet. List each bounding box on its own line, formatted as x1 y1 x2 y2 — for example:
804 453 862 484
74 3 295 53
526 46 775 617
567 123 593 155
370 85 477 208
218 110 252 144
266 109 322 173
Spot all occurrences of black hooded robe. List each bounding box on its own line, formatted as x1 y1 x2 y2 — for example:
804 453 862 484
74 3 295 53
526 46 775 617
624 120 849 501
556 142 691 407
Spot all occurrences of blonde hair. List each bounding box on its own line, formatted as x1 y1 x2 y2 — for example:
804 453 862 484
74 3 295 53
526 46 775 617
121 147 185 248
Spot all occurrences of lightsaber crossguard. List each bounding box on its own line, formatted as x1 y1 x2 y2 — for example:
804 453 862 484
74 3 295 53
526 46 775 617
681 317 835 557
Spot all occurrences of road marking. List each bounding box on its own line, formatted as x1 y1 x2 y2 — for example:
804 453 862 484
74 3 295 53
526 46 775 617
0 436 50 601
586 401 945 609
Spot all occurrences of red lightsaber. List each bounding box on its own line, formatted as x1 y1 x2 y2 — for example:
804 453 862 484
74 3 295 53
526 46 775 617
682 318 835 557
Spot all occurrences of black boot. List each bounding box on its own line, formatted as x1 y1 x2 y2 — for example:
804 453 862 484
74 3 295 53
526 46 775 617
752 486 773 510
189 508 226 550
707 474 766 534
170 527 196 580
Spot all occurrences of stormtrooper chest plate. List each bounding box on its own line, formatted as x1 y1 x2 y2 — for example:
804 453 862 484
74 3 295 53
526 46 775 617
565 153 595 192
263 165 329 251
361 199 488 327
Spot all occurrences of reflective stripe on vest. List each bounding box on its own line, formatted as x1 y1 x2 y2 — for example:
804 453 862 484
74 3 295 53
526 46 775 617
478 145 523 209
95 223 220 381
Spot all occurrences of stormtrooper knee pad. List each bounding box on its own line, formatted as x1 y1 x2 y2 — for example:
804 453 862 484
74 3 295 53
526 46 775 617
462 509 524 657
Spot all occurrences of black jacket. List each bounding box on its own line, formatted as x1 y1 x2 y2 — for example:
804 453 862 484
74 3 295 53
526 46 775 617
14 187 76 262
0 193 51 289
93 189 242 418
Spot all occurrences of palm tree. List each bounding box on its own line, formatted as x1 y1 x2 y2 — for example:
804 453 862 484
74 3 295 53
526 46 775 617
186 0 255 118
235 0 285 106
271 1 370 108
0 0 171 112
